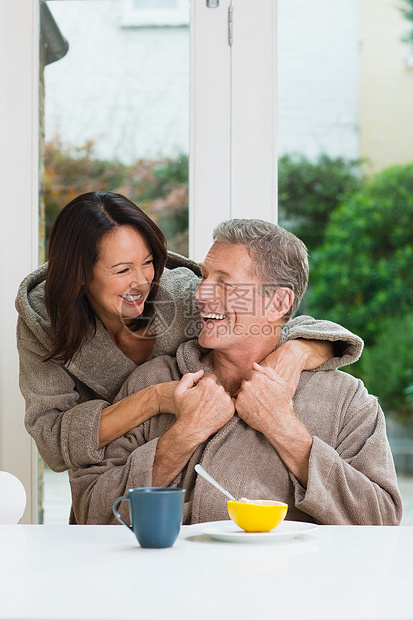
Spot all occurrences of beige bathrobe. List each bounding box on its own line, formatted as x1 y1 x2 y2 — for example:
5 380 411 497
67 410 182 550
16 253 363 475
70 340 402 526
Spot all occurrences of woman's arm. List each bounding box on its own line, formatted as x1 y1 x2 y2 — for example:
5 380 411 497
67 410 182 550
261 316 364 395
281 315 364 369
98 381 177 448
17 318 175 470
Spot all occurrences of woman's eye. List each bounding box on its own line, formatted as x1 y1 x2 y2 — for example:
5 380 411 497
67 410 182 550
143 259 154 267
117 268 130 274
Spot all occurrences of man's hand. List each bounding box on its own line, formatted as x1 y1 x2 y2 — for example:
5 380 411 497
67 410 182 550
260 339 334 396
235 363 313 487
173 371 235 444
152 371 235 487
235 363 295 436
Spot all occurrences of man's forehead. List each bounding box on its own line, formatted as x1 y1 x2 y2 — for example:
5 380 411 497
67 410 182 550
202 242 250 263
200 243 254 278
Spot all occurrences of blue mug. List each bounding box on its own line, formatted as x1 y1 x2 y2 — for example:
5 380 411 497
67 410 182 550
113 487 185 548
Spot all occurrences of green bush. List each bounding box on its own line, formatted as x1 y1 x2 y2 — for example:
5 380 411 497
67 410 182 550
356 315 413 421
400 0 413 43
308 163 413 347
43 138 189 255
278 154 362 253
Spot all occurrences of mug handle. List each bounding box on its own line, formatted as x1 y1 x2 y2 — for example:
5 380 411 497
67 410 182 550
112 495 132 529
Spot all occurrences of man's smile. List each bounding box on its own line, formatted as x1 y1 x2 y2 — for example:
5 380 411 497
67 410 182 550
200 312 228 321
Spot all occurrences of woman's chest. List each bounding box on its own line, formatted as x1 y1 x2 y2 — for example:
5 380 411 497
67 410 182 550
112 327 156 366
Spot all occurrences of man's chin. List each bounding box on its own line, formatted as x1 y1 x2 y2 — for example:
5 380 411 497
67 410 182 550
197 329 220 348
197 333 211 348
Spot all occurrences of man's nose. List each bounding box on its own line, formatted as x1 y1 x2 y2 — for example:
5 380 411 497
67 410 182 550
195 281 222 312
196 280 220 308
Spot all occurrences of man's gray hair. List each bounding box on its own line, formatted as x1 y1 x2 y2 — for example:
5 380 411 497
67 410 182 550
212 219 309 320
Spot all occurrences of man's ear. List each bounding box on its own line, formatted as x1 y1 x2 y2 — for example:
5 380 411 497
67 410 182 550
266 287 294 322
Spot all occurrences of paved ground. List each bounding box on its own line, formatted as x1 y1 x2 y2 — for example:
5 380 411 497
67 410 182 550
396 474 413 525
42 467 413 525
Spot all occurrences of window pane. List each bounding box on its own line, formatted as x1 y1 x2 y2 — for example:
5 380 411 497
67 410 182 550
277 0 413 520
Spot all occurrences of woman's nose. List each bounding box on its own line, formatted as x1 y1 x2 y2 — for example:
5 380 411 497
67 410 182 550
129 271 150 290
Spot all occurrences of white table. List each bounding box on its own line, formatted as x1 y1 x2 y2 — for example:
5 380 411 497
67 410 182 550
0 522 412 620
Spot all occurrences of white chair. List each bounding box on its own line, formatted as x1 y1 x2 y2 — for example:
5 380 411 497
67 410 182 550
0 471 27 523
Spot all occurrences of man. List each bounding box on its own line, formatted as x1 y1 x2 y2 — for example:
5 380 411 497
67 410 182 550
70 219 402 526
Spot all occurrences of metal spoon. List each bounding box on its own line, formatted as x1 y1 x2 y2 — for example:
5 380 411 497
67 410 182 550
194 464 236 501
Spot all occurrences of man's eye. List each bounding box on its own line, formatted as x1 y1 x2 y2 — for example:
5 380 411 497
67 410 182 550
218 277 232 288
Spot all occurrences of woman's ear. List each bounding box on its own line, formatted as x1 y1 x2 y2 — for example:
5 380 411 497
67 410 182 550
266 287 294 322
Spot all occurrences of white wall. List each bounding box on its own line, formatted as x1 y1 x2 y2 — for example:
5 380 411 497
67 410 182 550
45 0 190 163
277 0 360 161
360 0 413 172
189 0 277 262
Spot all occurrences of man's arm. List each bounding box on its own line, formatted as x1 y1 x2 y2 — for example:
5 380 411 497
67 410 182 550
235 365 403 525
70 423 165 524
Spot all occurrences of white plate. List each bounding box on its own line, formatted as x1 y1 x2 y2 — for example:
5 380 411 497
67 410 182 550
202 520 317 543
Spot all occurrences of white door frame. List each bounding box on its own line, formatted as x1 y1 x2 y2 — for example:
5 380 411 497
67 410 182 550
0 0 277 522
189 0 277 262
0 0 40 523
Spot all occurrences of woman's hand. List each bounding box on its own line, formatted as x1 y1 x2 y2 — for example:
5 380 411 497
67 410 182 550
172 371 235 442
260 339 334 396
155 380 181 414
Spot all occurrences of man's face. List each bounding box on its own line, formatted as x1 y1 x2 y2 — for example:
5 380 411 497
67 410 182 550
195 242 277 352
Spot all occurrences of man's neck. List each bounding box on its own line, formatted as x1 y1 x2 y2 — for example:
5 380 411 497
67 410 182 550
201 339 279 396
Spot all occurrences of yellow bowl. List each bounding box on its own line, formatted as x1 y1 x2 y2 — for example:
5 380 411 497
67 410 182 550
227 500 288 532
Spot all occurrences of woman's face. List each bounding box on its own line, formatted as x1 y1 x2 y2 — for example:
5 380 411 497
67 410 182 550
86 225 155 330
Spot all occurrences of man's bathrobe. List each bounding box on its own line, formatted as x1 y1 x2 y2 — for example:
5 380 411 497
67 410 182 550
70 340 402 527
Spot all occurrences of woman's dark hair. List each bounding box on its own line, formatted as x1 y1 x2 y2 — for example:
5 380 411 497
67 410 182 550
44 192 167 364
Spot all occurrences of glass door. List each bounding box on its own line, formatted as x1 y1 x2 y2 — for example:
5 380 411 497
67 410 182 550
0 0 277 522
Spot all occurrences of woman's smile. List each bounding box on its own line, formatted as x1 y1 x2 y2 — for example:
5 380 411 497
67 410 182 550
120 291 146 305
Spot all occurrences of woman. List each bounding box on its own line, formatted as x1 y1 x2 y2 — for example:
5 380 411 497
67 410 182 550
16 192 363 473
